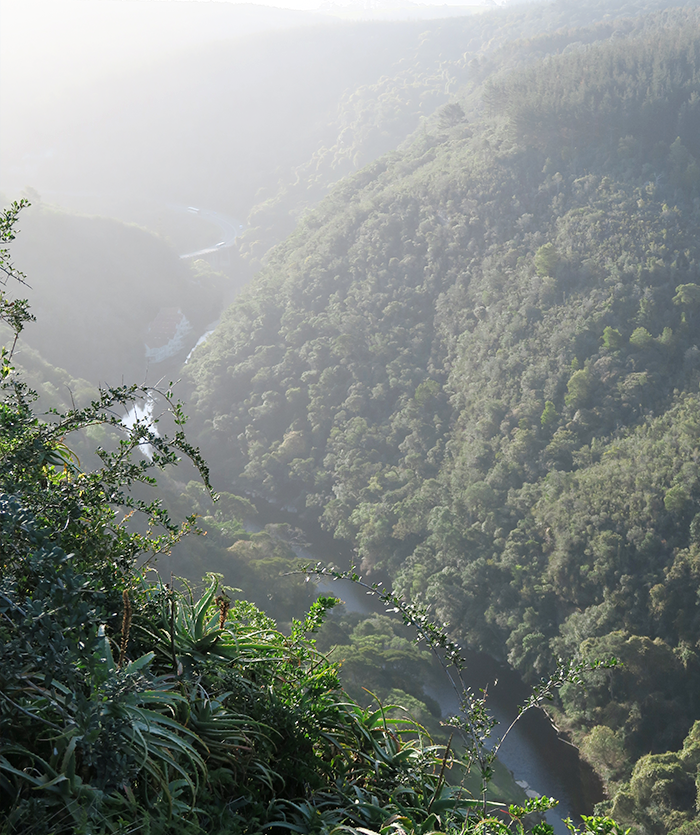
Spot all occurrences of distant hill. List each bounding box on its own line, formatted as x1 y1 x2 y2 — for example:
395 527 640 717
1 15 461 219
5 0 691 253
8 204 224 384
0 0 326 104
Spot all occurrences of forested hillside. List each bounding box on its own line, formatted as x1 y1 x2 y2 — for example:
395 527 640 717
184 7 700 831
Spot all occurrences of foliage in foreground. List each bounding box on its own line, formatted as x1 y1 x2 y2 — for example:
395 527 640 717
0 202 626 834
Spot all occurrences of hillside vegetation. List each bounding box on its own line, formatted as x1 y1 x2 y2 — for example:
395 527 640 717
184 7 700 831
238 0 700 264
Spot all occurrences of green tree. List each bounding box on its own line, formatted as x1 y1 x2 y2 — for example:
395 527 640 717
629 326 654 349
534 242 559 277
565 368 593 409
664 484 689 514
582 725 628 781
601 326 623 351
673 283 700 309
541 399 558 428
439 102 466 129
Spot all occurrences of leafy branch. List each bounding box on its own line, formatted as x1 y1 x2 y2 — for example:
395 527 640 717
299 563 617 816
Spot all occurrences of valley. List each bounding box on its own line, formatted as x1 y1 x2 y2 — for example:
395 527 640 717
5 1 700 832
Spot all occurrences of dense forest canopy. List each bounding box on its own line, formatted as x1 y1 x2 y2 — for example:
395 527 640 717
180 5 700 831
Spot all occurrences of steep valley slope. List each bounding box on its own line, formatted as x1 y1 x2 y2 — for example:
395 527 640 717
183 7 700 831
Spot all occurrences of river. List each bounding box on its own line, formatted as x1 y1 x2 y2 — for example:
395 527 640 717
250 501 604 835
